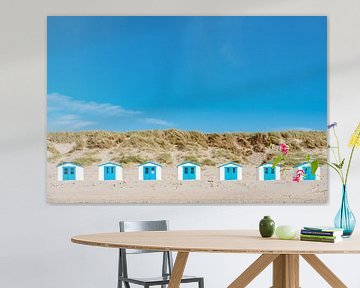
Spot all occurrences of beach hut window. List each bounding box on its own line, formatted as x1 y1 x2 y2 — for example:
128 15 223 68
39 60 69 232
63 166 76 181
143 166 156 180
183 166 196 180
104 166 116 180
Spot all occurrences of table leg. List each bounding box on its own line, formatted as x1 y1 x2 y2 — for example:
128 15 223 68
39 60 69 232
301 254 347 288
228 254 279 288
168 252 189 288
272 254 299 288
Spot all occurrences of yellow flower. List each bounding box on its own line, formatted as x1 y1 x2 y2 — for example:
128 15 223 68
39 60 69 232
349 122 360 147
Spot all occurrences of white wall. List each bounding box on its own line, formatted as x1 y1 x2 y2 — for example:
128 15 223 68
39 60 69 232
1 0 360 287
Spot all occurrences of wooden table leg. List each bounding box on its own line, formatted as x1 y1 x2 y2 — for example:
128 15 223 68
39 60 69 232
168 252 189 288
272 254 299 288
288 254 299 288
228 254 279 288
301 254 347 288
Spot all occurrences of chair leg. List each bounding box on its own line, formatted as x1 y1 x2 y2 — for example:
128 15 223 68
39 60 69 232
198 278 204 288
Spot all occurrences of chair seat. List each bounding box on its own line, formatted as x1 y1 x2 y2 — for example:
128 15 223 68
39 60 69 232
119 275 203 286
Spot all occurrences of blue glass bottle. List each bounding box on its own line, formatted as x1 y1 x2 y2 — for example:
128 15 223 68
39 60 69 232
334 185 356 237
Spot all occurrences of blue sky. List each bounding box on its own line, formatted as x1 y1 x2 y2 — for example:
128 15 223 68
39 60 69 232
47 16 327 132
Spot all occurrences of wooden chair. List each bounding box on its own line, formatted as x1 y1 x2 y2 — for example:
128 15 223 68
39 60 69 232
118 220 204 288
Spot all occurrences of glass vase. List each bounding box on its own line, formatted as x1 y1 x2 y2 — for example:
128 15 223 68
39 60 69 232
334 185 356 237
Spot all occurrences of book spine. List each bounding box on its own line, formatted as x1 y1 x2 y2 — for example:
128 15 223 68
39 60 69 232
300 237 336 243
300 234 337 240
300 230 336 236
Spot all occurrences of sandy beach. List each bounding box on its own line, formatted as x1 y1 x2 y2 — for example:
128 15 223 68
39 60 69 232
47 130 328 204
47 163 327 204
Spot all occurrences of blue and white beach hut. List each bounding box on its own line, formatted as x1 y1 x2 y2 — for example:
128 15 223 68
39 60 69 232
258 162 280 181
294 162 320 180
98 162 123 181
138 162 162 181
57 162 84 181
219 162 243 181
177 162 201 180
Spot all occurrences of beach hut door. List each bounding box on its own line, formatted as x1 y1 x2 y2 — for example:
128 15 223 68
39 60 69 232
225 167 237 180
144 166 156 180
183 166 196 180
104 166 115 180
63 166 75 180
264 167 275 180
303 166 315 180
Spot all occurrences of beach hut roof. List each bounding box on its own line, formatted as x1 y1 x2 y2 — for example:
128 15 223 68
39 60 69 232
218 162 243 168
177 161 201 167
138 161 162 167
98 162 122 167
256 162 279 168
56 161 83 167
293 162 311 168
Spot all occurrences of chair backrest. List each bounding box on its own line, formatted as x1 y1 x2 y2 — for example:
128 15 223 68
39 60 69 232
118 220 173 282
119 220 169 254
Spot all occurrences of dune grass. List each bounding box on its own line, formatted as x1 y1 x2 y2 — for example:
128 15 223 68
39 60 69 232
111 155 147 164
156 153 173 164
48 129 327 166
73 155 101 167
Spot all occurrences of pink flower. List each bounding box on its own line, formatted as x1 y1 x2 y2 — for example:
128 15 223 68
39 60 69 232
293 169 305 182
279 143 289 155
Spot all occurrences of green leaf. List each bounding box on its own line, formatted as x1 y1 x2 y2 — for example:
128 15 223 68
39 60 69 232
339 158 345 169
272 156 283 168
306 155 311 162
311 160 319 175
332 162 341 169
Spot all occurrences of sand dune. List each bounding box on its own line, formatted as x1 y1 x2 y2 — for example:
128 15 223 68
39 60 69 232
47 129 328 204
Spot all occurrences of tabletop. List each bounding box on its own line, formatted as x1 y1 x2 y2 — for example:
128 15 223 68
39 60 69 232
71 230 360 254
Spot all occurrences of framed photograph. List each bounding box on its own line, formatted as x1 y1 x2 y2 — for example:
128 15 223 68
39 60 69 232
47 16 327 204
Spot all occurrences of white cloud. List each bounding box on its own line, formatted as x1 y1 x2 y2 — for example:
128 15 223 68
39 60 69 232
47 92 175 131
144 118 174 126
272 127 316 132
50 114 95 130
48 93 141 117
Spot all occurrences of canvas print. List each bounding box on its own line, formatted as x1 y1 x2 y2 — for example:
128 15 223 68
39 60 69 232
47 16 328 204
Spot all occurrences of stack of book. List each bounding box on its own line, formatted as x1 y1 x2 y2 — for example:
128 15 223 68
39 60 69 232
300 226 344 243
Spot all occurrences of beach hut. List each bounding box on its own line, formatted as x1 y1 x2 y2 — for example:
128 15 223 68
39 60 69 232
177 162 201 180
258 162 280 181
219 162 243 181
98 162 123 181
294 162 320 180
57 162 84 181
138 162 162 181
